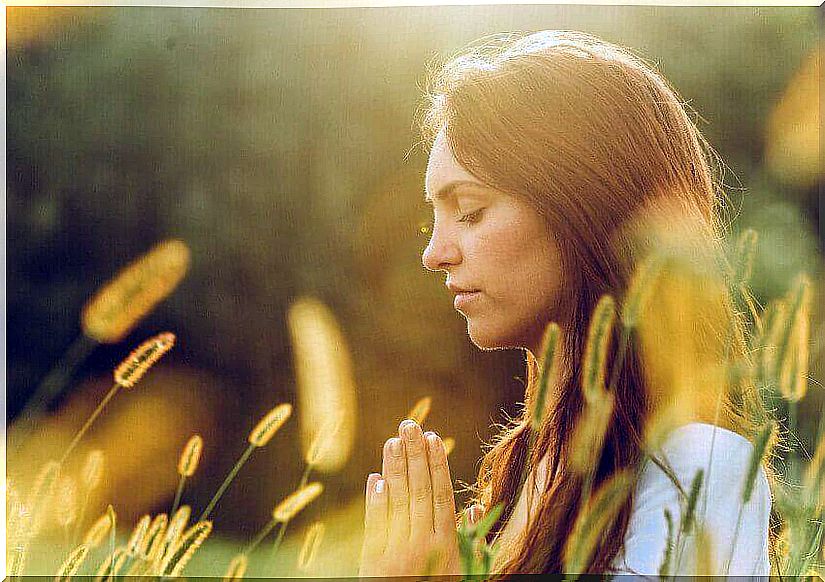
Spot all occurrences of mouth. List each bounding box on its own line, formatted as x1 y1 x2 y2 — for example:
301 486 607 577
453 290 481 310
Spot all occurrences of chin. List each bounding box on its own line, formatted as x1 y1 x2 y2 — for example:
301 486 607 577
466 319 526 351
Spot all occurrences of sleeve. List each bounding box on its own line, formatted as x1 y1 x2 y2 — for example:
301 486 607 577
608 424 772 578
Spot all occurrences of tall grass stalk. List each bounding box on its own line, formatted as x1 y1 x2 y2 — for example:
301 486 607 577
11 335 98 455
60 332 175 465
268 482 325 563
171 435 203 518
200 404 291 522
723 421 775 574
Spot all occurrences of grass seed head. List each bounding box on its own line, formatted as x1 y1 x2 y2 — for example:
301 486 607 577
55 475 78 528
81 239 191 344
140 514 169 559
569 391 616 474
777 274 811 402
305 416 343 467
622 253 664 329
272 482 324 522
83 513 113 549
156 505 192 567
248 403 292 447
407 396 433 426
95 547 128 579
582 295 616 401
297 521 325 573
743 421 775 503
223 554 248 581
805 433 825 511
158 520 213 578
113 332 176 388
27 460 61 535
178 435 204 477
563 469 634 575
126 514 151 556
531 322 561 431
443 437 456 456
55 544 89 581
82 449 105 491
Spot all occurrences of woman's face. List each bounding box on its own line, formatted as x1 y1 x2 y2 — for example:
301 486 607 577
422 129 564 353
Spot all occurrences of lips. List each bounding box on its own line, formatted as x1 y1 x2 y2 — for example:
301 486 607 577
453 290 481 311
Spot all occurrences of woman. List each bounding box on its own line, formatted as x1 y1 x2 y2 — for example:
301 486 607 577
358 30 774 577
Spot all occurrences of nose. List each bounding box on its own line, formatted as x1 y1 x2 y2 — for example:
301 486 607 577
421 225 461 272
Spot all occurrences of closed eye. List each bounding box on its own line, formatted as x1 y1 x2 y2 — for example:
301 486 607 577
458 208 484 224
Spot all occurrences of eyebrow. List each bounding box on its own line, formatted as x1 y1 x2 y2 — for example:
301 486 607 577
423 180 487 204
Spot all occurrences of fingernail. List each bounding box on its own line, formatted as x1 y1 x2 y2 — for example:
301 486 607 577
401 420 418 440
374 479 385 494
390 438 402 456
426 433 440 449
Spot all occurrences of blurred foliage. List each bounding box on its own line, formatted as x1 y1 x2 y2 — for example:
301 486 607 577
7 3 823 555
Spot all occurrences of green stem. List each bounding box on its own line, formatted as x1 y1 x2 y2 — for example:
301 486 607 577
170 476 187 520
245 519 277 555
11 335 98 455
298 464 312 489
269 520 288 558
59 383 121 466
71 491 92 546
198 443 256 522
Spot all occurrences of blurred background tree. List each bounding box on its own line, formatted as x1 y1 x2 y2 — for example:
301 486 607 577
6 4 823 575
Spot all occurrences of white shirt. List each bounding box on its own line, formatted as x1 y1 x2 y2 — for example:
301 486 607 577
610 423 772 577
494 423 771 576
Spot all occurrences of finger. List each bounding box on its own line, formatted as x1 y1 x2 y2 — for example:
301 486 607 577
361 472 388 562
400 420 434 540
425 431 457 538
382 436 409 546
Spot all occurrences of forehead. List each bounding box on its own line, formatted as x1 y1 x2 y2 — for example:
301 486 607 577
424 129 484 201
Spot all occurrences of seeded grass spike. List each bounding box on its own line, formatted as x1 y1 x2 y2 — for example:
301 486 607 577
114 332 176 388
82 450 105 491
155 505 191 572
622 253 664 329
569 391 615 474
177 435 203 477
273 482 324 522
60 333 176 465
287 296 357 474
158 520 213 577
443 437 455 456
83 514 113 549
82 239 191 344
532 323 561 431
297 521 325 572
224 554 248 581
55 475 79 529
563 469 634 579
777 274 811 402
140 514 169 558
805 433 825 510
126 515 151 556
249 404 292 447
200 405 292 522
582 295 616 402
55 543 89 581
171 435 203 518
305 416 343 467
725 422 775 573
407 396 433 426
27 460 61 539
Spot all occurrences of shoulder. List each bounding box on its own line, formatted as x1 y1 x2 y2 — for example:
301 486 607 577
610 423 772 576
647 422 768 495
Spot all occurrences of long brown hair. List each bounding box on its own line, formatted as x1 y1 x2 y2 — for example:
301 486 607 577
418 30 774 575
